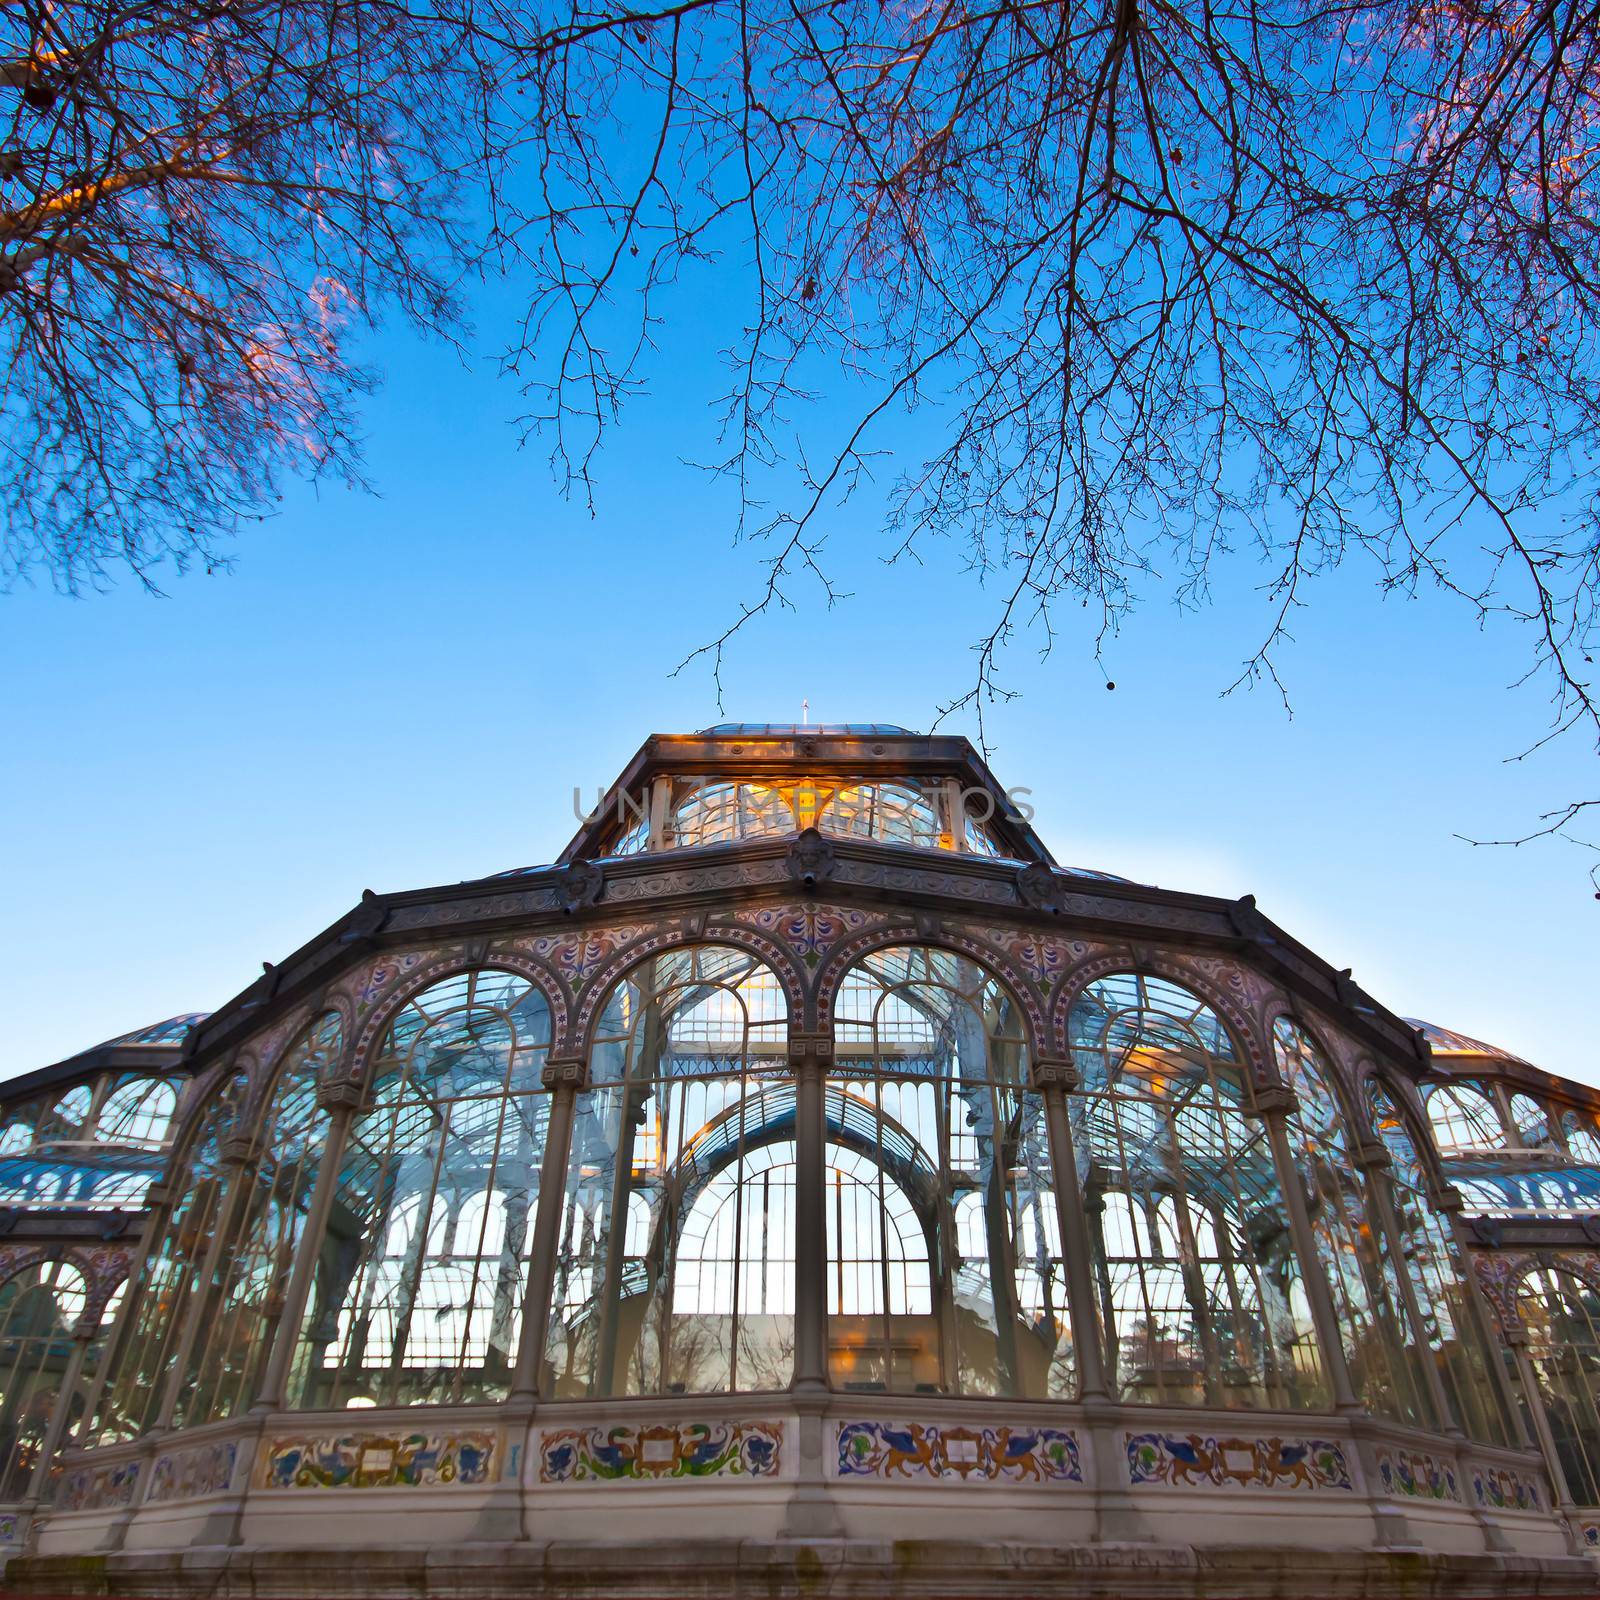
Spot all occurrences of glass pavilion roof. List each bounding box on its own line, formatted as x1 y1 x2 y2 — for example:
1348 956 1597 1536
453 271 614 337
97 1013 209 1048
695 723 915 736
1405 1017 1530 1064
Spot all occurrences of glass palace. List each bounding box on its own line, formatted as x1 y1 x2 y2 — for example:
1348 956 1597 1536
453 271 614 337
0 726 1596 1597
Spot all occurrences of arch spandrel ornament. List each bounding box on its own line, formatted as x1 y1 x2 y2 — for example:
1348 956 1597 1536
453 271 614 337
1051 949 1274 1092
345 950 568 1087
567 918 808 1055
1475 1250 1600 1338
811 919 1051 1047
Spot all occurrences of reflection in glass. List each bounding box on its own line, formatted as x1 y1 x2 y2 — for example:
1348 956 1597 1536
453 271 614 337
1070 974 1322 1409
1367 1081 1512 1445
93 1103 228 1443
826 946 1072 1399
0 1261 87 1499
288 971 551 1409
1273 1019 1430 1426
1517 1268 1600 1506
1425 1081 1504 1153
547 945 793 1397
175 1014 341 1426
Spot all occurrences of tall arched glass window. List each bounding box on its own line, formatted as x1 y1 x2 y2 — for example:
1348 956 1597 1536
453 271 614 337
1069 974 1322 1410
1516 1268 1600 1506
546 945 792 1397
92 1098 229 1443
826 946 1071 1399
94 1078 177 1148
0 1261 87 1500
1425 1081 1504 1153
286 971 551 1409
1273 1019 1430 1426
1367 1080 1512 1445
173 1014 340 1426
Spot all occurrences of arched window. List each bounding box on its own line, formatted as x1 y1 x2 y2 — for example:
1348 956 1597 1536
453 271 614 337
287 970 552 1409
173 1014 341 1427
0 1109 36 1156
36 1087 93 1147
1508 1092 1553 1150
1425 1081 1504 1153
1561 1110 1600 1165
826 945 1071 1399
92 1097 229 1443
95 1078 178 1148
1069 974 1322 1410
671 783 793 848
1516 1268 1600 1507
0 1261 87 1500
820 784 943 848
1273 1019 1431 1427
1367 1080 1512 1445
546 945 792 1397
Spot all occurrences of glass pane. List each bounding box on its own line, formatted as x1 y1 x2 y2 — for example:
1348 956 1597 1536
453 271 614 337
822 946 1071 1399
174 1014 340 1426
1518 1269 1600 1507
0 1261 87 1498
546 946 793 1397
1367 1081 1513 1445
288 971 552 1409
1071 975 1322 1410
1274 1019 1431 1427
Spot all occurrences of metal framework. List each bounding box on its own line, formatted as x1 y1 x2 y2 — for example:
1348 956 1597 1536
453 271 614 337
0 726 1595 1597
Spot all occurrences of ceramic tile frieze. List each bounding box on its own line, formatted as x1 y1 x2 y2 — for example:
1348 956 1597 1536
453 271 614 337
1471 1463 1543 1512
835 1421 1082 1483
1375 1447 1461 1503
55 1457 142 1513
538 1421 782 1483
147 1439 241 1503
260 1431 496 1489
1126 1433 1354 1491
1580 1521 1599 1548
0 1513 17 1542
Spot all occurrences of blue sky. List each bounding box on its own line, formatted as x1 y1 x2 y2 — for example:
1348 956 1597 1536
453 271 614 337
3 281 1596 1085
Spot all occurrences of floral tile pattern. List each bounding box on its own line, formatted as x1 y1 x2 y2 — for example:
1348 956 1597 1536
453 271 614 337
261 1431 495 1489
1472 1464 1543 1512
538 1421 782 1482
148 1439 240 1503
1126 1433 1354 1491
1375 1447 1461 1503
835 1421 1082 1482
55 1458 142 1513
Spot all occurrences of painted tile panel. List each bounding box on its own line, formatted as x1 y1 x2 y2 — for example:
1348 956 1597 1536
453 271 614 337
1375 1447 1461 1503
835 1422 1082 1482
1126 1433 1354 1491
260 1431 496 1489
538 1421 782 1482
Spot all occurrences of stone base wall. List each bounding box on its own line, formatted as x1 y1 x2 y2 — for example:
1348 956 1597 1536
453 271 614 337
12 1398 1596 1598
9 1538 1600 1599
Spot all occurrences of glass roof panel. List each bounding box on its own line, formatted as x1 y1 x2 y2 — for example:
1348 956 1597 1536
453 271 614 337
97 1013 209 1048
695 723 915 736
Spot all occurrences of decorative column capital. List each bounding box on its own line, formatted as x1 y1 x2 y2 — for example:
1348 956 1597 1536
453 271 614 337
1434 1186 1467 1216
315 1079 365 1114
541 1056 586 1090
1247 1086 1300 1119
218 1133 260 1167
1030 1057 1080 1091
787 1032 834 1065
1351 1137 1393 1172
